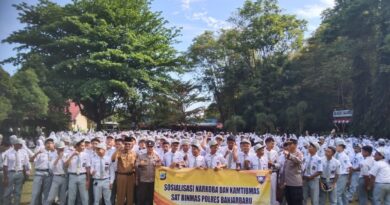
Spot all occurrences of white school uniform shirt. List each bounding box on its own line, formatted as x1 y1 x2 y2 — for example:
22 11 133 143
163 151 183 167
303 154 323 177
180 150 194 167
335 151 352 175
350 152 364 170
3 148 30 171
264 148 280 169
91 155 115 184
205 152 225 169
359 156 375 178
369 159 390 183
250 155 268 170
320 157 340 179
51 154 68 175
318 144 327 157
188 155 206 168
220 146 237 169
66 151 91 174
33 150 57 174
237 151 255 169
105 147 116 158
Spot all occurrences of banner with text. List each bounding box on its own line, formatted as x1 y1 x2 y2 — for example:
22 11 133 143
154 168 271 205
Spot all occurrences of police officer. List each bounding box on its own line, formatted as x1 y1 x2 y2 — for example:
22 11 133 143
303 140 323 205
3 138 30 205
136 140 161 205
65 137 91 205
45 141 68 205
112 136 137 205
319 146 340 205
369 147 390 205
91 143 114 205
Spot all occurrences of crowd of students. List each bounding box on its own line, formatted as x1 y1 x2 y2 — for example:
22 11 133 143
0 130 389 205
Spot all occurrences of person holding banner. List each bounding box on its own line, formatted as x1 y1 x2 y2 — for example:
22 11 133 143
237 138 253 170
250 142 268 170
136 140 162 205
187 140 206 168
163 139 183 168
205 139 226 170
221 135 238 170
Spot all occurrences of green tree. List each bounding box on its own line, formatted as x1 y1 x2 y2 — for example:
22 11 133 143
10 69 49 126
0 67 14 123
3 0 182 130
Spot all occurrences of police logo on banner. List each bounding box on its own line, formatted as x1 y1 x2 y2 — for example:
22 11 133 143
159 170 167 180
257 176 265 184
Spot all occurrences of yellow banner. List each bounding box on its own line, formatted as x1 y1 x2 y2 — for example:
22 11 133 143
154 168 271 205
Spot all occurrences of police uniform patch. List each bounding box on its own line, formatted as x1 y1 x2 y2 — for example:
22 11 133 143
257 176 266 184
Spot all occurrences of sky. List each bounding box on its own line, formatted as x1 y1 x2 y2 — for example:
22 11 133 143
0 0 335 75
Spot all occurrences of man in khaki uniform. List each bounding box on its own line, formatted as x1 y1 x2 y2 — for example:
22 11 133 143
136 140 161 205
112 136 137 205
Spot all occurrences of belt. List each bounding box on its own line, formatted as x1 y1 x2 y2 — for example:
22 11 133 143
9 170 23 173
35 169 49 172
375 182 390 184
321 177 335 180
94 177 109 180
68 172 86 175
116 171 135 176
54 174 66 177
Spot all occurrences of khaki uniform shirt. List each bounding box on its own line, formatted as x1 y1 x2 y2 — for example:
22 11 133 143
136 152 160 183
112 150 136 174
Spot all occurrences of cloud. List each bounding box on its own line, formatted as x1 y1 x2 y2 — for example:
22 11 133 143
181 0 204 10
296 0 335 19
190 12 232 30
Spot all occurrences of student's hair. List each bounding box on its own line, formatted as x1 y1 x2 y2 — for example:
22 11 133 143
362 146 373 155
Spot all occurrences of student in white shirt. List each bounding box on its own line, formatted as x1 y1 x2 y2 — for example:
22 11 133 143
222 135 238 170
3 138 30 205
91 143 115 205
250 143 268 170
358 145 375 205
65 138 91 205
187 140 206 168
29 137 56 205
303 141 323 205
237 139 253 170
205 139 226 170
369 147 390 205
335 140 352 205
45 141 68 205
163 139 183 168
319 146 340 205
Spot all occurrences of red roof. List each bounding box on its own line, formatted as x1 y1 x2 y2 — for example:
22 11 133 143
69 101 81 121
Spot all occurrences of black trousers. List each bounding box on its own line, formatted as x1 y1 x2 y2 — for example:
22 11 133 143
137 182 154 205
285 186 303 205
